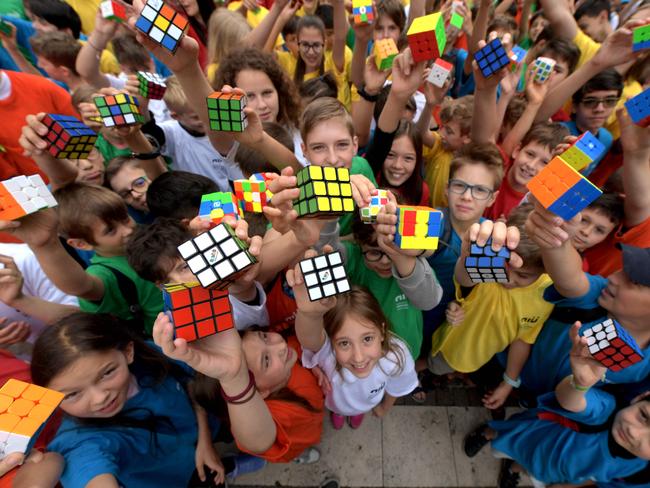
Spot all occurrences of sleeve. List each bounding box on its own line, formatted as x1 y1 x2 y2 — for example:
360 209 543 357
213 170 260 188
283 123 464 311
106 74 127 90
537 387 617 425
364 126 397 174
81 265 126 316
301 335 337 378
159 121 177 156
573 29 601 70
384 339 418 397
392 256 442 311
228 281 270 330
542 273 608 308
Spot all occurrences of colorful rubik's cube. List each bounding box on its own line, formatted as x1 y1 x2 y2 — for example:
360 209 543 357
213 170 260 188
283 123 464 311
0 379 63 457
0 175 57 221
94 94 144 127
293 166 355 218
198 192 243 224
249 173 274 202
556 131 606 172
206 92 248 132
427 58 453 88
135 0 189 54
581 319 644 372
177 223 257 290
394 206 443 250
375 38 398 71
162 282 233 342
527 157 602 221
450 12 464 30
407 13 447 63
474 38 511 77
136 71 167 100
360 189 389 224
352 0 374 24
464 238 511 283
41 114 97 159
100 0 128 22
632 23 650 52
624 87 650 128
532 57 555 83
509 45 527 70
234 179 269 213
299 251 350 301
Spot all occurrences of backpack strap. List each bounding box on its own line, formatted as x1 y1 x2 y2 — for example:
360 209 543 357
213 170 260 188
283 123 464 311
431 207 456 259
93 263 145 327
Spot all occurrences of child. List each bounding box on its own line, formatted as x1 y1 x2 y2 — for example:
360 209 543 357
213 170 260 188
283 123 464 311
30 31 84 92
572 193 624 257
145 170 219 221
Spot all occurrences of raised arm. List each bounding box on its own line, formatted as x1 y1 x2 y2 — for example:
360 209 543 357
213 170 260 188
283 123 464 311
331 0 348 73
464 0 491 76
75 11 119 88
517 0 534 45
350 22 373 90
618 107 650 227
538 0 578 41
262 1 300 53
245 0 289 51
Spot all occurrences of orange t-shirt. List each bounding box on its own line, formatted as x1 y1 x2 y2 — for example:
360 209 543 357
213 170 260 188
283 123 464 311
265 271 298 332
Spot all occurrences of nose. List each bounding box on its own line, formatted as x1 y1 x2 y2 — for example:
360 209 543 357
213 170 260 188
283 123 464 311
459 187 473 201
580 224 593 236
92 388 111 409
352 344 364 362
326 147 338 167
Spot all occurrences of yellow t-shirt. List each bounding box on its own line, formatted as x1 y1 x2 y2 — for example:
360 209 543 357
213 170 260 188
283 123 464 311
226 2 282 47
64 0 102 36
77 40 121 76
423 132 453 208
430 274 553 373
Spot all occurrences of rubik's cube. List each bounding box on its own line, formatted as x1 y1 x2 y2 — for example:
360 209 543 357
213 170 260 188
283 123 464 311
352 0 374 24
407 13 447 63
100 0 128 22
581 319 644 372
427 58 453 88
624 87 650 128
206 92 248 132
177 223 257 290
632 23 650 52
0 379 63 457
532 57 555 83
556 131 606 172
198 192 243 224
94 94 144 127
0 175 57 221
509 45 527 70
136 71 167 100
135 0 189 54
527 157 602 221
41 114 97 159
250 173 274 202
162 282 233 342
474 38 511 77
464 238 511 283
375 38 398 71
299 251 350 301
234 179 268 213
450 12 464 30
293 166 354 218
394 206 443 250
360 189 389 224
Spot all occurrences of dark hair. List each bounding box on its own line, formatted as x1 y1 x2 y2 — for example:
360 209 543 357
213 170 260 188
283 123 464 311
27 0 82 39
375 0 406 33
184 0 216 46
299 72 339 104
487 15 519 39
235 145 278 177
575 0 611 20
295 16 326 85
111 34 151 72
282 15 299 38
572 68 624 104
262 121 295 151
449 142 504 190
315 4 333 29
521 122 570 152
373 85 416 122
503 96 528 130
537 38 581 74
146 171 218 220
586 192 624 227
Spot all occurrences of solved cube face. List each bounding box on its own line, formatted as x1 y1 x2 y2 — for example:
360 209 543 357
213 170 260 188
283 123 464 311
234 180 268 213
352 0 374 24
407 13 446 63
135 0 188 53
207 92 248 132
137 71 167 100
162 282 233 342
360 189 389 223
0 379 63 457
299 251 350 301
625 88 650 128
177 223 257 290
0 175 57 221
474 38 510 77
581 319 644 372
465 239 511 283
427 58 453 88
394 206 443 250
559 131 605 171
632 23 650 52
533 57 555 83
42 114 97 159
450 12 463 30
94 94 144 127
375 38 398 71
198 192 242 224
293 166 355 218
100 0 127 22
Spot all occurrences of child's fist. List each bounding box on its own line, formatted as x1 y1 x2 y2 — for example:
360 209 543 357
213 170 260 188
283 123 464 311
19 113 51 157
463 219 523 269
525 195 581 249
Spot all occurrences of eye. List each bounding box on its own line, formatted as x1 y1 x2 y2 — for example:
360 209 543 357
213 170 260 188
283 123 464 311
262 90 274 97
337 340 349 348
386 152 396 160
64 391 79 401
336 142 350 150
404 156 416 164
310 144 325 152
102 367 116 379
363 335 375 343
264 354 270 369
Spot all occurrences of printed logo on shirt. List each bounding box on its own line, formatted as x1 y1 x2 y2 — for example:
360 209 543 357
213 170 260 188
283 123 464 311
520 316 541 328
368 381 386 400
394 294 409 312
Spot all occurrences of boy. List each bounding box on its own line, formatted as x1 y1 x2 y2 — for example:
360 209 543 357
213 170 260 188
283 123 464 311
572 192 624 256
30 31 83 92
146 170 219 221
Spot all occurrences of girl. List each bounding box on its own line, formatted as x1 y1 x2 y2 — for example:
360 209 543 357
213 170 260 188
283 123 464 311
206 9 251 84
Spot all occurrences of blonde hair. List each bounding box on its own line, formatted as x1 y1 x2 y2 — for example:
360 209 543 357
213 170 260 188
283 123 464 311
161 75 188 113
440 95 474 136
300 97 354 142
207 9 251 83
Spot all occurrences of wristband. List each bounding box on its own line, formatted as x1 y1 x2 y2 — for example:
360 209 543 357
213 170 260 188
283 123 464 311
220 370 256 404
569 374 590 392
357 86 379 103
502 372 521 389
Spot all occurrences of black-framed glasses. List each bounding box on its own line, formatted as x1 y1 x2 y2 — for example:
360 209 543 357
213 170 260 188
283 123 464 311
580 96 619 109
448 179 494 200
118 176 149 199
362 249 390 263
298 41 324 53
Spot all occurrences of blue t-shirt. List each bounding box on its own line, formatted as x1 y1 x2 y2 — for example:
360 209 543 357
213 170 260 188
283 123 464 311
0 16 37 72
561 121 613 176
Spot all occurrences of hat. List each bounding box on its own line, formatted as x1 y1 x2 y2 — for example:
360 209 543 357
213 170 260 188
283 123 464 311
617 244 650 287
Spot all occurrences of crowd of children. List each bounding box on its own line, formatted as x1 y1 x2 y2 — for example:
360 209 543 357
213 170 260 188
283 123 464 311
0 0 649 487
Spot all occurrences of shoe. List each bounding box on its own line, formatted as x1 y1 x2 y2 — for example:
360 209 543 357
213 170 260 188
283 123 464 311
319 476 340 488
293 446 321 464
463 423 490 458
226 454 266 480
330 412 345 430
348 414 364 429
498 459 521 488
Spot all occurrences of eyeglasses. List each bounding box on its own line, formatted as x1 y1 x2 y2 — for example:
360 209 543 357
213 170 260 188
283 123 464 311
118 176 149 200
580 96 619 109
298 41 324 53
362 249 390 263
448 179 494 200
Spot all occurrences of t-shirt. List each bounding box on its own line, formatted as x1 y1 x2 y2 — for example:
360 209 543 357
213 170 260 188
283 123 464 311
561 121 613 176
63 0 102 36
338 156 378 236
80 254 163 335
484 170 526 221
423 133 453 208
93 133 132 162
302 336 417 416
431 274 553 373
0 0 26 18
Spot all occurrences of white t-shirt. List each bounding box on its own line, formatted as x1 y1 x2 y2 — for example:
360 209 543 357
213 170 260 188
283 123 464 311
292 129 309 167
229 281 269 330
302 335 417 416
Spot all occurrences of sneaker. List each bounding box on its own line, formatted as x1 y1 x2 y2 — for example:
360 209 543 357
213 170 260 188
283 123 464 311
463 423 490 458
498 459 521 488
330 412 345 430
319 476 340 488
348 414 364 429
293 446 321 464
226 454 267 481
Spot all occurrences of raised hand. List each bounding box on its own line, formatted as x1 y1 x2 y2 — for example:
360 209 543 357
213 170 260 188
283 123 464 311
461 219 523 270
0 255 25 306
568 321 607 389
285 248 338 315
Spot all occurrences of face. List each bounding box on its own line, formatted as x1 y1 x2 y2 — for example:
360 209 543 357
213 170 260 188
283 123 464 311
360 241 393 278
178 0 199 16
284 33 299 58
373 14 400 43
501 264 543 289
242 330 297 397
48 347 134 419
332 314 384 378
172 108 205 133
298 26 325 70
109 165 150 212
598 270 650 321
571 208 616 252
302 118 358 168
383 135 416 187
87 216 135 256
235 69 280 123
439 121 469 151
575 89 620 133
36 56 65 82
509 141 553 189
612 399 650 460
529 16 548 41
73 148 105 185
544 57 570 91
446 163 498 223
577 12 610 42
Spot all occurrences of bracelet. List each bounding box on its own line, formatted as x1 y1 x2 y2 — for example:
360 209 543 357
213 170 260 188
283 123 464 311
220 370 256 404
357 86 379 103
86 38 103 52
502 372 521 389
569 374 590 392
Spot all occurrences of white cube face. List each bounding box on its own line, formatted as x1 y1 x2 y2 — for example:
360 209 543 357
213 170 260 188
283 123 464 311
231 252 252 270
332 266 346 279
210 224 229 242
300 260 314 273
204 247 222 265
328 252 342 266
177 241 197 259
168 24 183 39
150 26 165 42
187 255 206 274
124 114 136 124
336 279 350 293
197 268 217 287
142 4 158 20
304 273 318 287
318 269 333 283
220 238 240 257
314 256 328 269
194 232 214 251
0 433 30 457
322 283 336 296
215 260 235 278
308 287 323 301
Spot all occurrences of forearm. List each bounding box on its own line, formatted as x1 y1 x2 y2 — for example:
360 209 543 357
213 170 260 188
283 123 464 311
351 99 375 147
378 91 409 133
494 0 515 16
380 392 397 410
405 0 424 30
8 295 79 324
249 133 301 173
331 0 348 72
262 17 285 53
538 0 577 41
194 404 213 444
622 151 650 227
555 375 587 412
468 1 490 60
13 452 64 488
295 310 327 352
350 39 369 89
517 0 533 44
123 131 167 179
76 33 111 88
415 103 436 147
504 339 531 381
502 102 543 155
4 44 40 76
87 474 120 488
471 86 498 144
256 232 315 287
245 3 283 50
392 255 442 310
541 244 590 298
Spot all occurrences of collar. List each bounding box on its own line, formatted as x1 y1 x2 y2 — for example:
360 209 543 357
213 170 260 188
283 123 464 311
179 122 206 138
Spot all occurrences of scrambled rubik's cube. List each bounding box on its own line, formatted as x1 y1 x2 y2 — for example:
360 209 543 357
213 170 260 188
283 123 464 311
0 175 57 221
206 92 248 132
450 12 464 30
632 23 650 52
394 206 443 250
198 192 243 224
427 58 453 88
532 57 555 83
135 0 189 54
299 251 350 301
250 173 274 202
137 71 167 100
375 38 398 71
464 238 510 283
293 166 354 218
352 0 374 24
581 319 644 372
234 179 269 213
0 379 63 457
474 38 511 77
100 0 128 22
177 223 257 290
625 87 650 128
360 189 389 224
527 157 602 221
556 131 606 172
162 282 233 342
509 45 527 70
94 94 144 127
407 12 447 63
42 114 97 159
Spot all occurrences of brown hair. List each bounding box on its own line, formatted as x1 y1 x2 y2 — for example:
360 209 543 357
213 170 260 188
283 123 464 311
487 15 519 40
162 75 188 113
30 31 80 74
300 97 354 142
111 34 151 72
295 16 326 85
520 122 570 152
375 0 406 33
449 142 505 190
507 203 544 271
439 95 474 136
105 157 143 189
503 96 527 130
71 84 97 107
207 9 251 75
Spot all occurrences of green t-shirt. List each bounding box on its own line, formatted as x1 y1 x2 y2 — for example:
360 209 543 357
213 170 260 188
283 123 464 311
79 254 163 335
338 156 378 236
0 1 27 19
95 134 132 163
342 241 423 356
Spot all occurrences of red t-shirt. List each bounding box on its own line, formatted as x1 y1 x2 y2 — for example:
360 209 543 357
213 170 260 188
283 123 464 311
484 170 525 221
265 271 298 332
587 141 623 189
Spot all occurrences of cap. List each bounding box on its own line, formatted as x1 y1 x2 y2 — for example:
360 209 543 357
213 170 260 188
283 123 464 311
617 244 650 287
